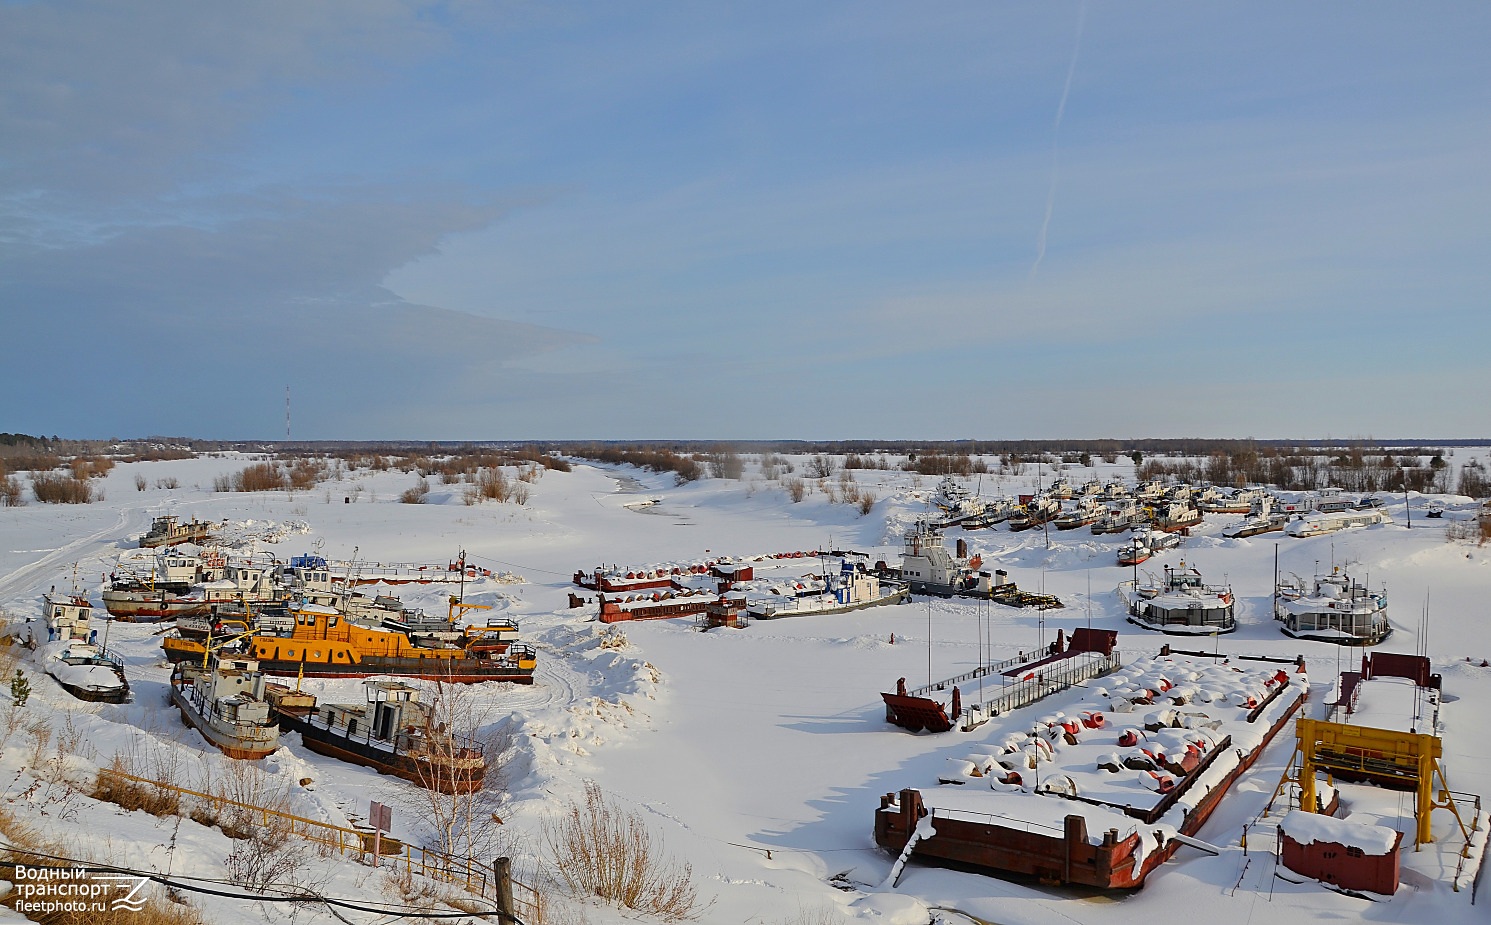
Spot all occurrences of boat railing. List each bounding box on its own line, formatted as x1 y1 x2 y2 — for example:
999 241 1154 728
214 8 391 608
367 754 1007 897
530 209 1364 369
184 686 277 741
926 805 1083 839
908 648 1059 699
963 651 1122 722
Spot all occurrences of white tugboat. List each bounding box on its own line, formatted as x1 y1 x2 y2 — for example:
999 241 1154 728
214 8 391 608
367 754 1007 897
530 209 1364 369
170 653 280 759
1120 561 1236 635
38 592 128 703
1274 567 1391 646
746 558 909 619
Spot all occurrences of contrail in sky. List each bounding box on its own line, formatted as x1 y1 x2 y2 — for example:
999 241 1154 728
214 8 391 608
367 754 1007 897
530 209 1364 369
1030 2 1088 279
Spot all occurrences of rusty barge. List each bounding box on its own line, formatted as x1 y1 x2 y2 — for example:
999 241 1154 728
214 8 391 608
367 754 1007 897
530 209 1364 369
875 648 1308 890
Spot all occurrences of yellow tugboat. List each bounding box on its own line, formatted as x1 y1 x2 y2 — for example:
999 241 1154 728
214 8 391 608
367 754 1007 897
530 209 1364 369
163 599 536 684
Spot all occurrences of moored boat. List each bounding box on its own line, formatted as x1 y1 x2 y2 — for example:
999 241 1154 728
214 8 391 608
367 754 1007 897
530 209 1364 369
101 581 210 622
1116 536 1152 567
162 604 537 684
1091 501 1147 535
38 592 129 703
1009 496 1061 532
1274 567 1391 646
266 679 486 793
139 515 214 549
1121 561 1236 635
169 654 279 759
1054 499 1103 531
1149 500 1203 534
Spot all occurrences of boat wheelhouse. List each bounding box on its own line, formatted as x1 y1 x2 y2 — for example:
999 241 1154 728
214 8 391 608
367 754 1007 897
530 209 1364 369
1274 568 1391 646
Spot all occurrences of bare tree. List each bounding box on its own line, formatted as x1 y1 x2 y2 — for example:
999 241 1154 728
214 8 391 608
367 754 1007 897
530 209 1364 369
413 679 517 861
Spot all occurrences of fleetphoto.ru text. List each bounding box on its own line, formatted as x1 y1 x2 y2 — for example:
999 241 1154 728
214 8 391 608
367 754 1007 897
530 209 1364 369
10 865 149 914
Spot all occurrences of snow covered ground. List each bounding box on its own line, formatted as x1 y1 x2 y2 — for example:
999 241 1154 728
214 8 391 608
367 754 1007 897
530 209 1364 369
0 451 1487 924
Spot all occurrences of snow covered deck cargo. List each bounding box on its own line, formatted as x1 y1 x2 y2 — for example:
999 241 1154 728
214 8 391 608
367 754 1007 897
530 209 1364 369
875 650 1307 889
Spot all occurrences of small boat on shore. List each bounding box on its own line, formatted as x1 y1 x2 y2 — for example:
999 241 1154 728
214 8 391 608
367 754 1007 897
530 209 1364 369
39 592 128 703
169 654 279 759
266 679 486 793
1116 530 1179 567
1117 536 1152 567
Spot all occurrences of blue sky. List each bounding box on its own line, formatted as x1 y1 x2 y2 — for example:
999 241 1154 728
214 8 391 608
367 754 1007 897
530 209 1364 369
3 2 1488 440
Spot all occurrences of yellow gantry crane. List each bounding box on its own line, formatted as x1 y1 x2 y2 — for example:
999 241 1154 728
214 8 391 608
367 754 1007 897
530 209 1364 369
1270 717 1473 852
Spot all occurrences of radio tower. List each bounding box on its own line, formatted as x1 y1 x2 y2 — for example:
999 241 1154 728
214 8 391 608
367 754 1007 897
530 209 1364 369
285 385 291 442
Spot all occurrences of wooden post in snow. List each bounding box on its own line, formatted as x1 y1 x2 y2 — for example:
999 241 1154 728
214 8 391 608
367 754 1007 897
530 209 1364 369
493 856 517 924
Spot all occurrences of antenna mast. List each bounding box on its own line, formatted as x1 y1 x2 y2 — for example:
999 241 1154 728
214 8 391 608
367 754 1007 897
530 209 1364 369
285 385 291 442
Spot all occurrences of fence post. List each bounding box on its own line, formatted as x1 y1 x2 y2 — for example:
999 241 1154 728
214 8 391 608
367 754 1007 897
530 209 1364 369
493 857 517 924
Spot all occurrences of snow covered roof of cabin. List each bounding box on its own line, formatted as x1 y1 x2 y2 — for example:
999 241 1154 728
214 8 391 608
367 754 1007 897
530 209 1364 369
1279 810 1400 854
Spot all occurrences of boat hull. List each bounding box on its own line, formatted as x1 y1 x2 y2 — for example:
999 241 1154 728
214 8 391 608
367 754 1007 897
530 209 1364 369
169 686 278 759
1280 624 1393 647
47 672 128 704
279 714 485 794
102 591 209 622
